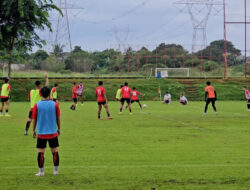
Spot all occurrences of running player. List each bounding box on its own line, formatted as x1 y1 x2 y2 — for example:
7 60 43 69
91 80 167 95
116 85 123 101
24 74 49 135
70 82 78 110
120 82 132 114
129 87 142 110
243 86 250 110
180 93 188 105
95 81 112 120
51 84 59 102
32 86 61 177
0 78 11 117
77 82 84 105
204 81 217 115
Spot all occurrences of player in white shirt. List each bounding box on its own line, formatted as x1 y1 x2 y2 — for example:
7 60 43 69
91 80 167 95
243 86 250 110
163 92 171 104
180 93 188 105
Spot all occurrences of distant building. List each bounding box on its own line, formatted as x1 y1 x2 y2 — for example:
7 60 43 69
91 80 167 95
11 64 25 71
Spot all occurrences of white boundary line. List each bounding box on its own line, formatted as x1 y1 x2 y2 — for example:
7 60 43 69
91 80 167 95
1 164 250 170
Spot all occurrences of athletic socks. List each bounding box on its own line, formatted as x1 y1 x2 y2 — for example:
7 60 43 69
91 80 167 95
37 152 44 168
39 168 44 173
53 152 59 167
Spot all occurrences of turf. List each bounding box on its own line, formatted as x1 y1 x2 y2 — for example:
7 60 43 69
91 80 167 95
0 101 250 190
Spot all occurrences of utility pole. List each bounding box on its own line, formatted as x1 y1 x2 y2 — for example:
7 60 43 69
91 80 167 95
224 0 250 78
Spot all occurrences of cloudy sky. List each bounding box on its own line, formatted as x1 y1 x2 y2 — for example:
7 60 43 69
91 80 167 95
39 0 249 54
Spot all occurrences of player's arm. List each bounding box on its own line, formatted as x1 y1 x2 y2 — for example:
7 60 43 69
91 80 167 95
55 102 61 135
57 116 61 135
32 104 38 138
204 92 208 101
44 73 49 86
8 85 11 98
214 91 217 100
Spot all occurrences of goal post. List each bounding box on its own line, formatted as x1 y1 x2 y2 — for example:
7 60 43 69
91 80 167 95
155 68 190 78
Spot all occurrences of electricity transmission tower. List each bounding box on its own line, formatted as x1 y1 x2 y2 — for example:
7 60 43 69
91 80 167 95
46 0 84 52
110 25 131 53
174 0 220 53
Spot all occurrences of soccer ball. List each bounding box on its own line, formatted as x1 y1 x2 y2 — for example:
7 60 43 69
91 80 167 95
142 104 147 108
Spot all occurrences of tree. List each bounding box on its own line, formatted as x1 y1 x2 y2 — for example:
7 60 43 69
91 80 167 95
43 55 65 72
30 50 49 69
0 0 61 78
65 51 93 72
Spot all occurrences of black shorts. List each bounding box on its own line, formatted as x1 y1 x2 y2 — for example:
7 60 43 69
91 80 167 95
98 101 106 105
164 100 170 104
28 110 33 119
36 136 59 149
180 101 187 105
1 98 9 102
121 98 130 104
73 98 77 103
206 98 216 104
131 100 139 103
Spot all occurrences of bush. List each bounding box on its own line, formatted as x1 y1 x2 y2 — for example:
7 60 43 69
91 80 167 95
59 69 72 74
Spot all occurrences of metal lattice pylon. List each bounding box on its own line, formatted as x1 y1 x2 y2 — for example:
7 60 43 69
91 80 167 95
174 0 214 53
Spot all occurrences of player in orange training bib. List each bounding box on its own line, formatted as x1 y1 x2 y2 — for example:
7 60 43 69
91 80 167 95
204 81 217 115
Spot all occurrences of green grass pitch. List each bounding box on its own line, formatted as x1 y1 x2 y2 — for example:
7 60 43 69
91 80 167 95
0 101 250 190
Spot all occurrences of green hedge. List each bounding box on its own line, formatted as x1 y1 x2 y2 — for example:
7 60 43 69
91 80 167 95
0 78 249 101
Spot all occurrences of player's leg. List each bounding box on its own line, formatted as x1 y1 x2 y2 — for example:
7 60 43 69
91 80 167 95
49 137 60 175
24 111 32 135
71 98 77 110
80 94 84 104
211 99 217 112
120 99 124 113
247 99 250 110
98 104 102 119
104 103 112 119
36 138 46 176
4 100 10 116
0 101 4 116
204 99 211 113
137 100 142 110
127 99 132 113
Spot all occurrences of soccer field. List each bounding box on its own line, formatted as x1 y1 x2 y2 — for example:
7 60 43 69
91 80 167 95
0 101 250 190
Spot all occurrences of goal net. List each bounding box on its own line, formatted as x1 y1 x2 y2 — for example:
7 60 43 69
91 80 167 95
155 68 190 78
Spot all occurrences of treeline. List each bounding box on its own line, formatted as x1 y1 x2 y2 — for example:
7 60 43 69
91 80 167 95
5 40 244 75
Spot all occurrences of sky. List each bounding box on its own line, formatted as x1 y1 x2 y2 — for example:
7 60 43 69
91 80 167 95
38 0 249 54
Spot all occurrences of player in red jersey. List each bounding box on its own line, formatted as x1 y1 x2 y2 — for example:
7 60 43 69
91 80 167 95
70 82 78 110
120 82 132 114
129 87 143 110
95 81 112 120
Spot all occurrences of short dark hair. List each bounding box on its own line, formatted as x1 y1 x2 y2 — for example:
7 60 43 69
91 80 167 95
120 85 123 88
4 78 9 83
166 91 169 94
98 81 103 86
133 87 136 90
243 86 247 89
124 82 128 86
206 81 211 85
35 81 41 86
73 82 76 85
54 84 58 87
40 86 51 98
